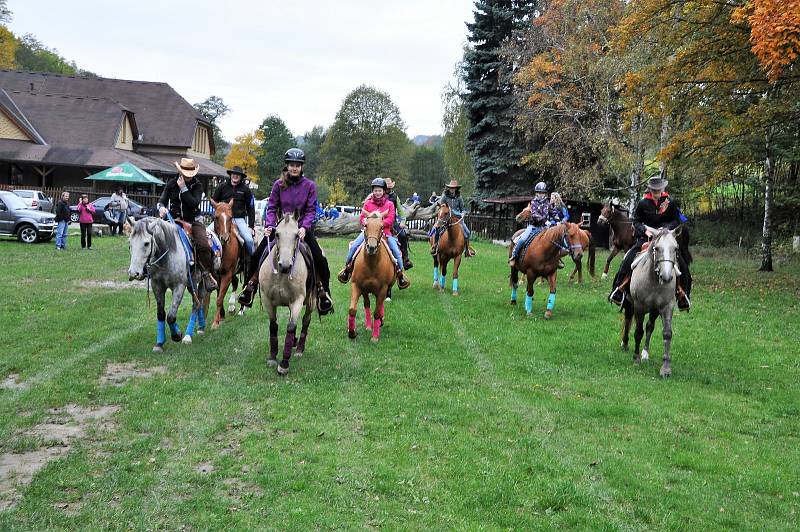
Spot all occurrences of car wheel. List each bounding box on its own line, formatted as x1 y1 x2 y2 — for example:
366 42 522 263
17 224 38 244
70 212 79 223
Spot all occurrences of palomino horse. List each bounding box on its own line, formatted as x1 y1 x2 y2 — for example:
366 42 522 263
347 211 395 342
259 213 316 375
430 202 466 295
128 217 209 351
209 199 242 329
509 222 585 319
567 228 596 284
621 226 683 377
597 201 636 279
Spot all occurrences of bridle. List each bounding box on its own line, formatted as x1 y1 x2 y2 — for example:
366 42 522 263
215 208 231 245
550 224 583 259
434 205 462 230
364 213 385 254
650 233 676 282
269 220 301 278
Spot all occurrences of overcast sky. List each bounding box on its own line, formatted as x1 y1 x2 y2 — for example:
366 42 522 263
10 0 474 142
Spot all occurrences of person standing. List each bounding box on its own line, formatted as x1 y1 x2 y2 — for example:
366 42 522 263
77 194 95 250
110 187 129 236
212 165 256 275
158 158 217 290
54 191 70 249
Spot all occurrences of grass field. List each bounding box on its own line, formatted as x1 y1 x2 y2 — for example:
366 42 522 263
1 234 799 529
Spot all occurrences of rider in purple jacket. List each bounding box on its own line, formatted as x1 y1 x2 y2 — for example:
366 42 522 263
238 148 334 314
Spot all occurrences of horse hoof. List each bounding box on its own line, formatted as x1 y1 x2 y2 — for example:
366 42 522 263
171 333 182 343
544 310 552 320
452 291 459 297
432 282 438 289
348 329 357 339
211 322 220 330
660 367 672 378
602 273 608 280
277 365 289 376
621 343 629 352
634 356 641 365
295 350 303 358
510 300 516 305
182 335 192 345
152 344 163 353
266 358 277 368
641 349 649 360
370 337 379 343
228 305 236 313
237 310 245 317
197 329 205 336
365 325 372 331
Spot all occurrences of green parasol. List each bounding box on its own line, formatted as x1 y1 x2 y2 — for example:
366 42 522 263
84 161 165 185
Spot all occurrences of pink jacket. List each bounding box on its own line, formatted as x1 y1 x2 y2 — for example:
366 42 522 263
360 194 395 236
77 202 95 223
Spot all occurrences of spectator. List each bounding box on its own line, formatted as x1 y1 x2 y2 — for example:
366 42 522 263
109 186 129 236
77 194 96 250
54 191 70 250
411 192 420 204
328 204 340 220
428 190 439 206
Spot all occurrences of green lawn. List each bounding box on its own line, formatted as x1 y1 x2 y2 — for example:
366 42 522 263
0 234 798 529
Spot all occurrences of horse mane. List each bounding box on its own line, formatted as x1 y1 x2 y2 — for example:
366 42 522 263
133 217 177 253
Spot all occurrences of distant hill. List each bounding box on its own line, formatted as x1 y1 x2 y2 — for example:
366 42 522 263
412 135 443 148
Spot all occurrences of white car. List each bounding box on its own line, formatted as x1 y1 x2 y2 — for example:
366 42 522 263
12 189 54 212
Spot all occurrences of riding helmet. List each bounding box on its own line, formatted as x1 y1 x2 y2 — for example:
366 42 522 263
534 181 548 193
371 177 387 190
284 148 305 164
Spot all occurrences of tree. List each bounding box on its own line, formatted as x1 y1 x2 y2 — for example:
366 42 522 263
224 130 263 185
14 34 82 75
300 125 326 180
0 26 16 69
408 145 449 200
194 96 231 165
320 85 412 197
328 178 350 205
442 63 476 199
463 0 537 204
0 0 11 24
257 115 295 183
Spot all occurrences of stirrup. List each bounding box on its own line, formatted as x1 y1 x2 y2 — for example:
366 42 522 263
677 289 691 312
337 265 352 284
237 282 256 307
317 288 334 315
608 286 625 306
398 273 411 290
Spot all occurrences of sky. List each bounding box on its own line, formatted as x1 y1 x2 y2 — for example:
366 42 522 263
9 0 475 142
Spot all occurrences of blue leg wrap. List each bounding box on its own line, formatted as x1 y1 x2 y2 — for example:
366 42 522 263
547 293 556 311
157 320 166 345
452 278 459 293
439 274 445 288
433 266 439 283
511 286 518 302
198 308 206 329
169 321 180 337
186 311 197 336
525 294 533 314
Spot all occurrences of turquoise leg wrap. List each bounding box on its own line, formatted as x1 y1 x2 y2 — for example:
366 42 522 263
452 278 459 292
157 320 166 345
169 321 180 337
511 286 518 302
525 294 533 314
433 266 439 282
439 274 445 287
186 311 197 336
547 293 556 311
198 308 206 329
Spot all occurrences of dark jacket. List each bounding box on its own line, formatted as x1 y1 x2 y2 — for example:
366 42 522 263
54 199 70 222
212 180 255 228
387 190 403 223
158 176 203 221
633 192 681 238
440 191 465 215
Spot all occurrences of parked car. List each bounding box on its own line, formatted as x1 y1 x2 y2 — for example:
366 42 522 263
336 205 358 214
12 189 54 212
69 196 150 224
0 191 56 243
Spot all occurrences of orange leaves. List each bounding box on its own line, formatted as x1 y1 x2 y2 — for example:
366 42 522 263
735 0 800 82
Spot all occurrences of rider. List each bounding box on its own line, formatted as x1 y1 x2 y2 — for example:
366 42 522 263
608 175 692 311
550 192 570 223
211 165 255 273
431 179 475 257
384 177 413 270
508 181 556 269
337 178 411 289
158 158 217 291
237 148 335 314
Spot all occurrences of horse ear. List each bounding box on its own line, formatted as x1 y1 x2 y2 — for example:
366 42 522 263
293 208 301 221
227 198 234 207
672 225 683 238
210 199 218 209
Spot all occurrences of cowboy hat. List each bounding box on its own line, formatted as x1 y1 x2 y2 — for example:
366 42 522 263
226 165 247 178
647 176 668 191
445 179 461 189
174 157 199 178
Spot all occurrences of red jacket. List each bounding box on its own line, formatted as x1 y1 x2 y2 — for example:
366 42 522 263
360 194 395 236
77 202 95 224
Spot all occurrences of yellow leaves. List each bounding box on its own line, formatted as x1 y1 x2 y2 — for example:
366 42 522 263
224 130 264 183
0 26 17 69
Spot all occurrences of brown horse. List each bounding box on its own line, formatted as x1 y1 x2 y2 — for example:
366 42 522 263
348 211 395 342
567 228 596 283
430 202 466 295
597 201 636 279
509 222 585 319
208 199 241 329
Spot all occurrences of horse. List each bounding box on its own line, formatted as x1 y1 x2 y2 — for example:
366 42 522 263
567 228 596 284
259 212 315 375
347 211 395 342
128 217 209 351
620 226 683 377
430 202 466 295
208 199 243 329
509 222 585 319
597 201 637 279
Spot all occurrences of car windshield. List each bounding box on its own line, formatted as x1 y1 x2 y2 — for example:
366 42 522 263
1 192 29 210
14 190 33 198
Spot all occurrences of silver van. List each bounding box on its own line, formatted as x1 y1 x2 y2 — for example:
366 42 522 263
0 191 56 243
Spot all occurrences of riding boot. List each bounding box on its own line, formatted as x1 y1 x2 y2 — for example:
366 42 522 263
464 239 476 257
238 277 258 307
337 261 354 283
397 270 411 290
676 285 691 312
609 276 630 306
508 255 517 268
204 271 218 292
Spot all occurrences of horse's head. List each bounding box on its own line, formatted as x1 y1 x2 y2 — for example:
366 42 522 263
274 212 300 274
649 226 681 284
128 217 171 280
434 202 452 229
564 223 585 261
211 198 234 244
598 201 614 225
363 210 387 255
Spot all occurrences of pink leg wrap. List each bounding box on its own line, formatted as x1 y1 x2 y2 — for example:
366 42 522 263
348 314 355 332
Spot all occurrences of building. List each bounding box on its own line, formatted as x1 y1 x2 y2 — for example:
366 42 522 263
0 70 226 193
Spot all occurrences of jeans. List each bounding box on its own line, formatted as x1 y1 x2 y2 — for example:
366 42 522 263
346 232 403 270
233 217 255 255
55 220 68 248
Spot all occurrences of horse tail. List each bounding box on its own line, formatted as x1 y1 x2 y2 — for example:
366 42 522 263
679 225 693 265
587 231 596 277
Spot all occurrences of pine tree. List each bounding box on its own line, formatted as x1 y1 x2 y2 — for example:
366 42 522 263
463 0 536 205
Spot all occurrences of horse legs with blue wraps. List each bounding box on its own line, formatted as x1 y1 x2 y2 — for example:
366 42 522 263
152 283 186 352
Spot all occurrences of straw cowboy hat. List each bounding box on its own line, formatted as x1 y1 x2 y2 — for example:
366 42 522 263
445 179 461 189
226 165 247 178
174 157 199 178
647 176 668 191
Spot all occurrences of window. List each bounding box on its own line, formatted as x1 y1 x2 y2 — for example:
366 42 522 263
581 212 591 227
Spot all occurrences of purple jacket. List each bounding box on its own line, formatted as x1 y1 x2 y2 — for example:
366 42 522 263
264 177 317 230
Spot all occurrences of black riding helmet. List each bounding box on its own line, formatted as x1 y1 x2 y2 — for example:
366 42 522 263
371 177 387 190
284 148 305 164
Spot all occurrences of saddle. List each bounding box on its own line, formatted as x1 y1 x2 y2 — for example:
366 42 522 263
511 226 546 259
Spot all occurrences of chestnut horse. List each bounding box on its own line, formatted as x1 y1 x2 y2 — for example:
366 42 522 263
209 199 241 329
430 202 465 295
509 222 585 319
597 201 635 279
348 211 395 342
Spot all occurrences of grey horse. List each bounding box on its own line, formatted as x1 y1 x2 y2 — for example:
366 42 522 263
260 213 316 375
621 226 683 377
128 217 209 351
